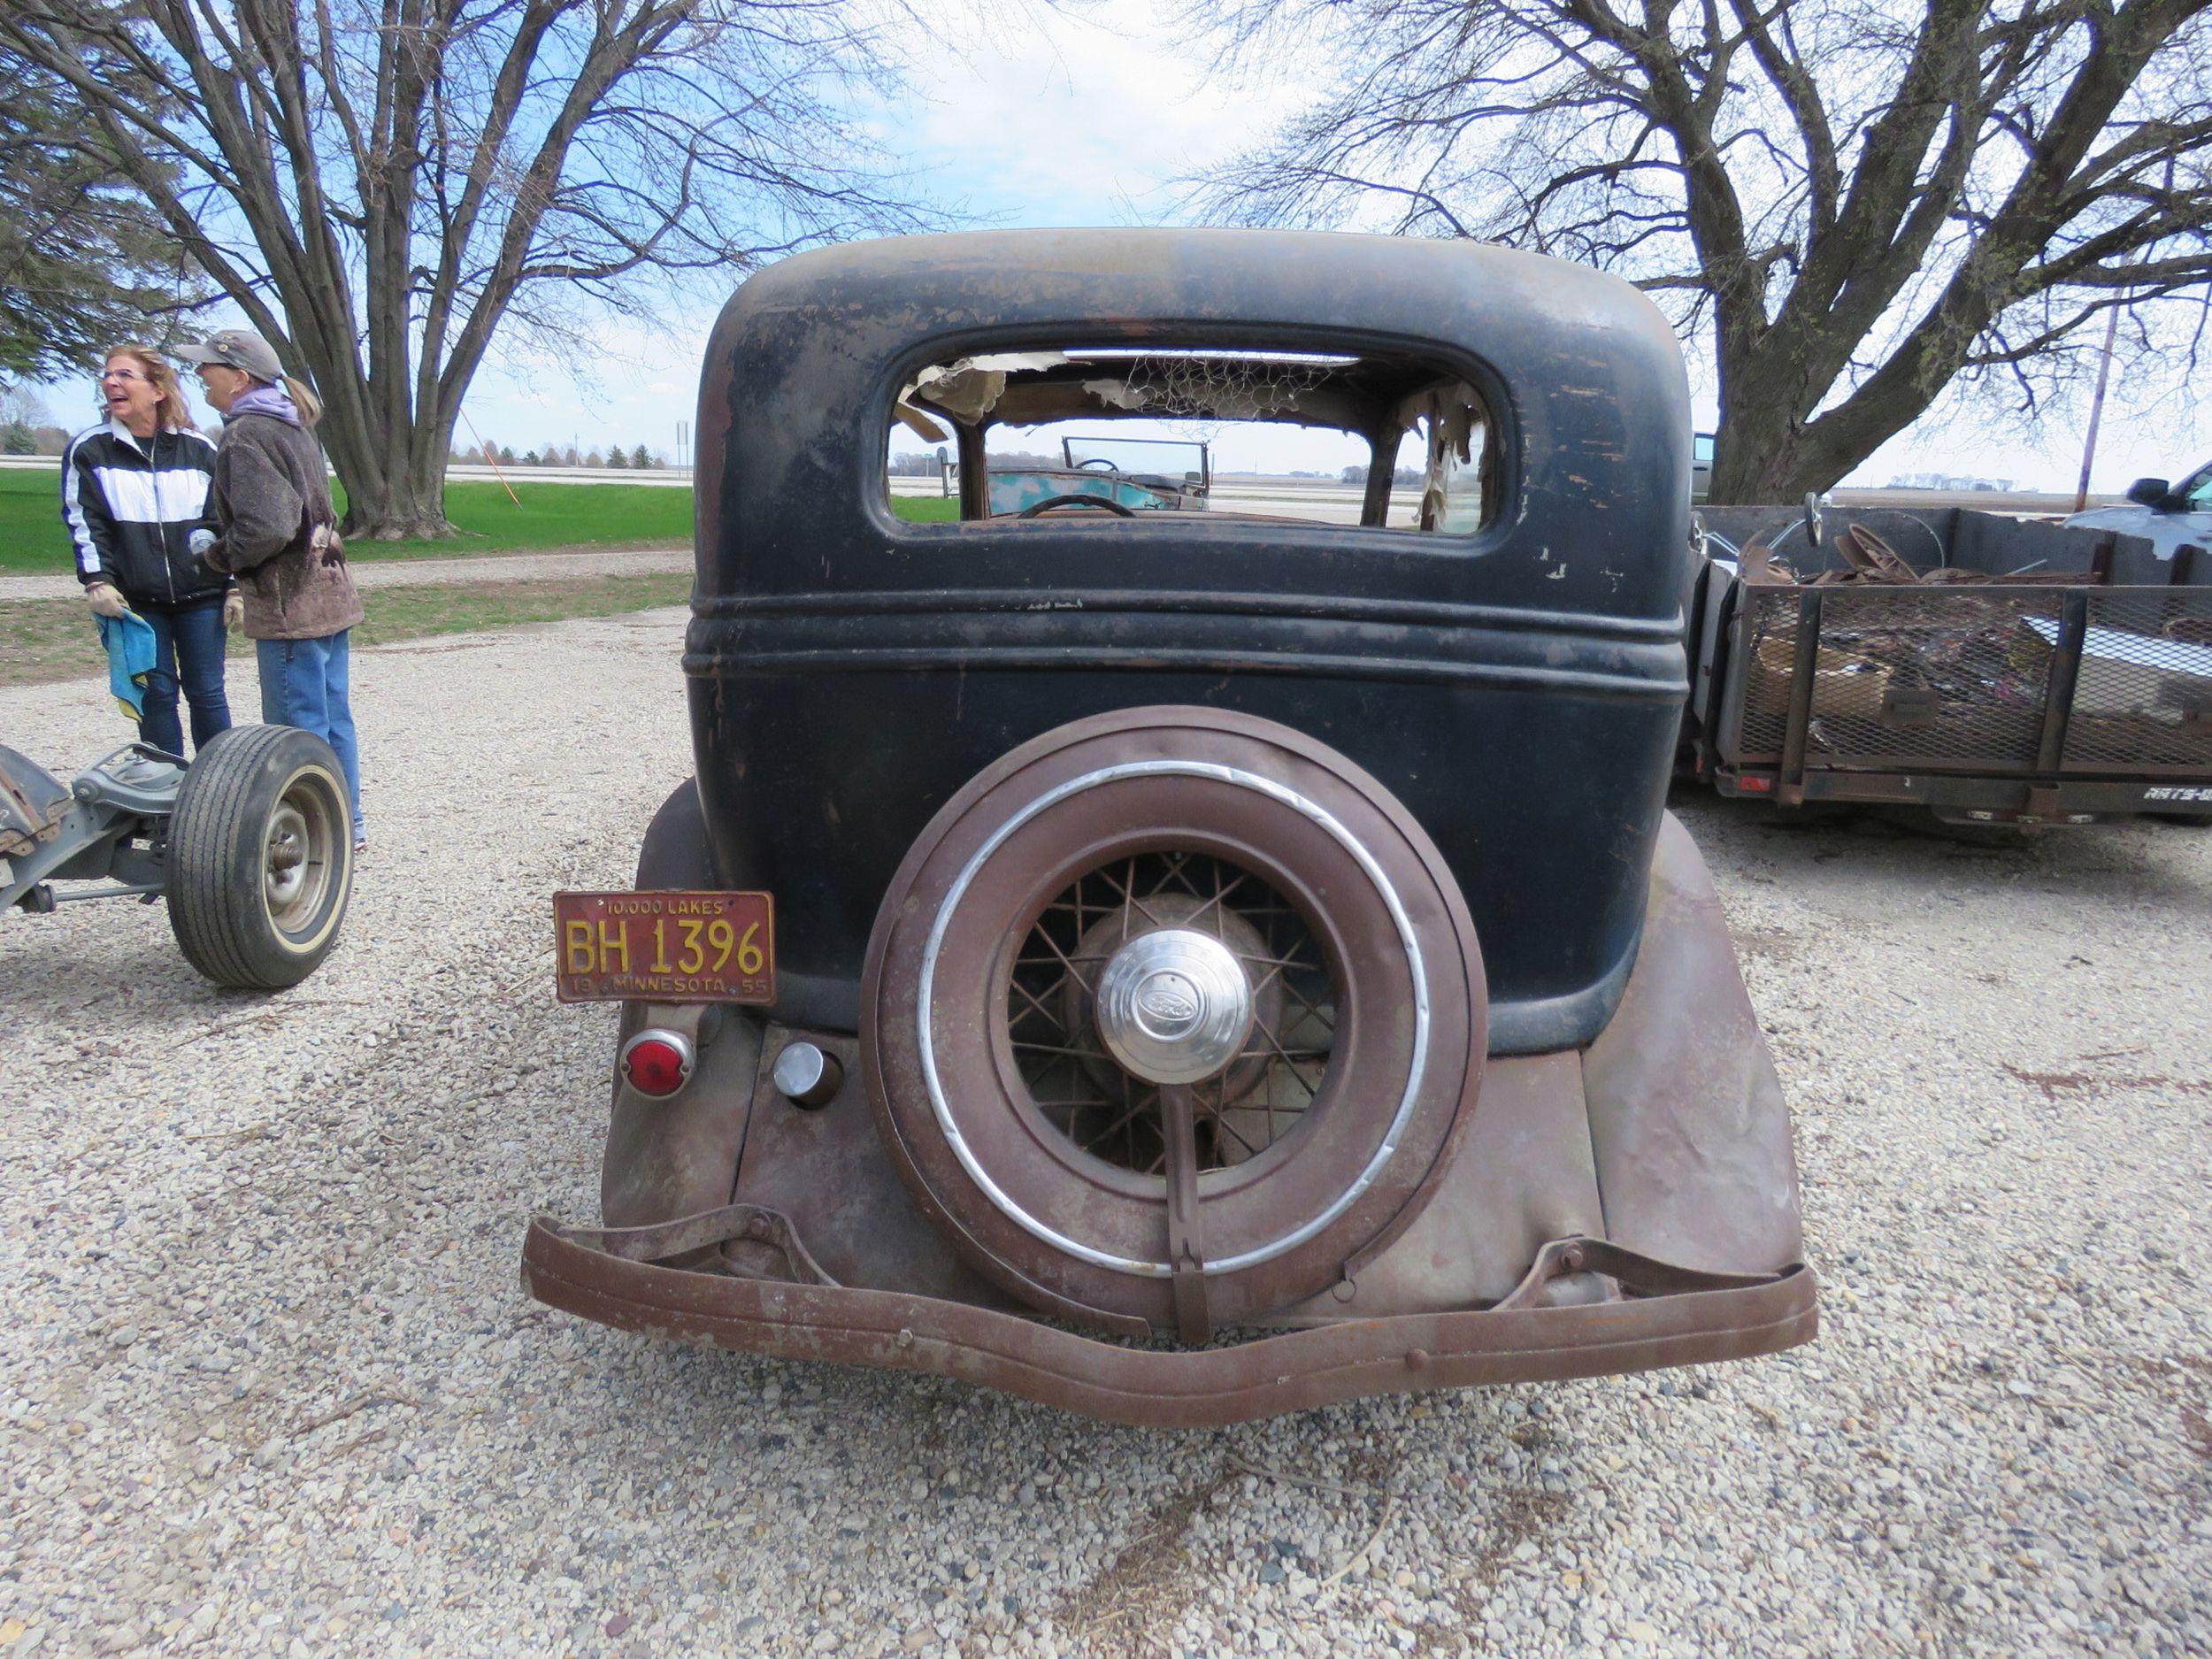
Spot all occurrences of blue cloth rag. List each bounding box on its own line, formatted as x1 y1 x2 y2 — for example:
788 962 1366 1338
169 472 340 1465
97 610 158 723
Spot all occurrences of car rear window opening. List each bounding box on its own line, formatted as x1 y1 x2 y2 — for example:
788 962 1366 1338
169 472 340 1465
886 342 1500 535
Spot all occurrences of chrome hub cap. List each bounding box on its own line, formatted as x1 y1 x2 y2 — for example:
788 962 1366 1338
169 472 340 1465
1093 927 1254 1086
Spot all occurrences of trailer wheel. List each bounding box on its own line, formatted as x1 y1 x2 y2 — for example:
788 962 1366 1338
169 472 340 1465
166 726 353 989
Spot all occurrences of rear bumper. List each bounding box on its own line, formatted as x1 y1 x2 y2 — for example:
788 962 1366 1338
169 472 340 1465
521 1210 1816 1429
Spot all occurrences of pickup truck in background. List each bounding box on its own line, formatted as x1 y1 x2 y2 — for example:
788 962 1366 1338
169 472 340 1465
2065 459 2212 561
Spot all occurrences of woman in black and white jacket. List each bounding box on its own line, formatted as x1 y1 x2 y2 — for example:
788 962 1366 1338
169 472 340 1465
61 346 235 756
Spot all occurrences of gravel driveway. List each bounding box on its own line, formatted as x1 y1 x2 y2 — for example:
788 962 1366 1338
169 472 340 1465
0 546 687 605
2 610 2207 1658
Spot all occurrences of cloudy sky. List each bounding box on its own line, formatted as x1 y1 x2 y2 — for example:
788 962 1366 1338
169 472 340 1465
453 3 1313 467
465 0 2189 491
49 0 2195 492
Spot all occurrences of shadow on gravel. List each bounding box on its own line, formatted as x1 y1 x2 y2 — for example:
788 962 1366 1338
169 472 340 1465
605 1330 1601 1647
0 937 226 1024
1671 784 2212 905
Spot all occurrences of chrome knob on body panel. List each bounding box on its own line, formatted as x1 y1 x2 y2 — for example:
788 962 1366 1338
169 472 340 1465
772 1041 842 1108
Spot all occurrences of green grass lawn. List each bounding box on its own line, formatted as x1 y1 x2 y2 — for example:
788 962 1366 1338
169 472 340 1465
4 469 695 574
1 483 960 684
330 480 697 560
4 467 956 574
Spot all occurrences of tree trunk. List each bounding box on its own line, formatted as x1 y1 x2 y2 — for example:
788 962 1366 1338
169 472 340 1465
1705 322 1934 505
333 400 460 541
1705 417 1871 506
342 465 457 541
1704 415 1845 505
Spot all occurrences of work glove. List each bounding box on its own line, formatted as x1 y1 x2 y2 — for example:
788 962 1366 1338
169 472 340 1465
223 589 245 632
188 527 217 559
85 581 127 620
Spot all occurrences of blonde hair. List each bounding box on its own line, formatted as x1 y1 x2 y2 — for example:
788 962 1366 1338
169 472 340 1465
279 373 323 427
238 368 324 427
105 345 198 433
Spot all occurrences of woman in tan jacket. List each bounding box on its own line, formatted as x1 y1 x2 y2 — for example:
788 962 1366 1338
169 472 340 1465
178 330 368 849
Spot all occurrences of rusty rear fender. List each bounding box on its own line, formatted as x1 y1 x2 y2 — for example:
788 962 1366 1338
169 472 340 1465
602 781 764 1229
1581 811 1805 1275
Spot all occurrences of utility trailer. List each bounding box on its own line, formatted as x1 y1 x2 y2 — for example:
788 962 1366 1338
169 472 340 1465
1682 503 2212 825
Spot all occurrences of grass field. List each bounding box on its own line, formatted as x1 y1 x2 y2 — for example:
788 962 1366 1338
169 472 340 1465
0 572 694 689
3 470 959 682
5 468 960 573
4 470 694 573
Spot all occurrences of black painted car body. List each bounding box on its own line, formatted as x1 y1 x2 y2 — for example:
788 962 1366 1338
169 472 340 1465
524 230 1813 1425
686 229 1691 1055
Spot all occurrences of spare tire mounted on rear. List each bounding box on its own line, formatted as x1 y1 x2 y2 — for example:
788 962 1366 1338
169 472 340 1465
863 707 1487 1340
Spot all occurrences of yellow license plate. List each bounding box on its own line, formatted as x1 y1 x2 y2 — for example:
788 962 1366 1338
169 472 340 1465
552 890 775 1004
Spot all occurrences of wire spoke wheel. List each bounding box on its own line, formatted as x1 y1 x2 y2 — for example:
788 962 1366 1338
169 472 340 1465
1008 852 1334 1177
864 707 1485 1337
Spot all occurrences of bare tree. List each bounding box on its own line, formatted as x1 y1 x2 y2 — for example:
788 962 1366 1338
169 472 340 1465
2 0 930 537
1191 0 2212 502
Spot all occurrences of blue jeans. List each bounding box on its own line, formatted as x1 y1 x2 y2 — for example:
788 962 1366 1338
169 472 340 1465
257 632 365 838
138 596 232 757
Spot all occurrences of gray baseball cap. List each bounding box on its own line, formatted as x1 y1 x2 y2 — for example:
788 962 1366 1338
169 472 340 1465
173 328 285 382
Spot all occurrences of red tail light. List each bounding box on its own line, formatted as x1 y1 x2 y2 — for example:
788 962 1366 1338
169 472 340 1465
620 1029 694 1097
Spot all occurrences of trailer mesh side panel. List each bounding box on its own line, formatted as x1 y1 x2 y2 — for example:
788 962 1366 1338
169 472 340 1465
2060 590 2212 771
1734 590 1799 759
1801 589 2060 768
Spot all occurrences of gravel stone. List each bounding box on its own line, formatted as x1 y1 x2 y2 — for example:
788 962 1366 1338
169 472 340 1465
2 610 2208 1655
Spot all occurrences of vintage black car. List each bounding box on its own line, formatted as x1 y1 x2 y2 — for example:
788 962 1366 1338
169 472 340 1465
524 229 1816 1426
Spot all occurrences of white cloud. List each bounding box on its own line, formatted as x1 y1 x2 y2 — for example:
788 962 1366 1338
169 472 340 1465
893 2 1307 225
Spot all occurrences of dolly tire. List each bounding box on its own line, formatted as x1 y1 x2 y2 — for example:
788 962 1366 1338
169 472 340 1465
166 725 354 989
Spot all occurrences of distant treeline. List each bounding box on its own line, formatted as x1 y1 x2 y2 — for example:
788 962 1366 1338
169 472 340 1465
459 442 668 470
3 421 71 457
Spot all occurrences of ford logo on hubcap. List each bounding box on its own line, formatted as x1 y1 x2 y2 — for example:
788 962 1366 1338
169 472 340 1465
1137 973 1201 1032
1094 928 1255 1085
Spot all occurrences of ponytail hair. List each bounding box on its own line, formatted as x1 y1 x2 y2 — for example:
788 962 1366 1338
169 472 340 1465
280 373 323 427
